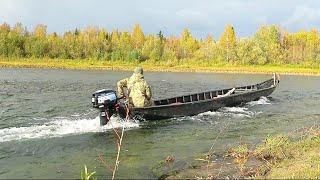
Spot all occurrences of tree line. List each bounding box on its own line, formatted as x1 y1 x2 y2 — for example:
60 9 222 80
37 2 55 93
0 22 320 66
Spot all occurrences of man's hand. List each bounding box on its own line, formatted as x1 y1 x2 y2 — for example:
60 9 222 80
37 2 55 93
118 95 126 99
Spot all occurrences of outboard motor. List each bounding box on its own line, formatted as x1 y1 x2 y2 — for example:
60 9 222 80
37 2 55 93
92 89 118 126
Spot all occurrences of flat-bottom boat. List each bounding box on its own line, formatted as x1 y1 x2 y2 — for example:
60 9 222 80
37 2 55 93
92 74 280 125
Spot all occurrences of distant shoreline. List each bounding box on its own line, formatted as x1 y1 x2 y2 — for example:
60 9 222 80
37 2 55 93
1 58 320 76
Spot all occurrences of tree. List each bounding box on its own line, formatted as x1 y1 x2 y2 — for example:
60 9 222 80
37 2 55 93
219 25 237 62
236 38 255 64
0 23 10 57
306 28 320 63
5 23 26 57
165 36 180 61
157 31 165 58
195 35 218 61
180 28 199 59
132 24 145 50
141 33 164 61
141 35 156 60
252 25 282 64
74 28 80 36
24 24 50 58
0 23 10 33
33 24 47 37
12 23 25 35
47 32 62 58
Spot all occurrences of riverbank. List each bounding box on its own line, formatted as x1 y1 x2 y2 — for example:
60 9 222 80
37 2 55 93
1 58 320 76
166 125 320 179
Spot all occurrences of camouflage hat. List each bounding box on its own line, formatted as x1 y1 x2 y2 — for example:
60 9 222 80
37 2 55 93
133 66 143 74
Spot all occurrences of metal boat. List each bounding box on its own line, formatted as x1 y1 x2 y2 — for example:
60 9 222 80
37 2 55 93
92 74 280 125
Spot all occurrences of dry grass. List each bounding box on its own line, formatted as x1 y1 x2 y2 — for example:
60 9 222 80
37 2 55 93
168 125 320 179
260 126 320 179
235 125 320 179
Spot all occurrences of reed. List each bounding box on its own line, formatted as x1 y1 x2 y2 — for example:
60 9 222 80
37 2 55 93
80 165 96 180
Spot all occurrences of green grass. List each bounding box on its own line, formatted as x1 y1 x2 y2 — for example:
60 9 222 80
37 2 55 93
80 165 96 180
1 58 320 75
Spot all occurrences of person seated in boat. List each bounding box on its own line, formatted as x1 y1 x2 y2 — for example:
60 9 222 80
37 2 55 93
117 67 152 108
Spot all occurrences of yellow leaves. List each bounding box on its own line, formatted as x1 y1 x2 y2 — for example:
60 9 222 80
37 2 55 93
0 23 10 33
179 28 199 59
132 24 145 49
219 25 237 62
119 32 133 50
219 25 236 49
1 22 320 66
33 24 47 38
195 34 217 60
111 30 120 47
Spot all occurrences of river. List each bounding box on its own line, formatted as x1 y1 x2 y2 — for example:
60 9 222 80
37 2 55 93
0 68 319 178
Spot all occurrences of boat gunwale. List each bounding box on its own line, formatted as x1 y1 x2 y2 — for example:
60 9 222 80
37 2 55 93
133 77 279 110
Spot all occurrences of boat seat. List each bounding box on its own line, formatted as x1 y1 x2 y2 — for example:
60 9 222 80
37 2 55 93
214 88 236 98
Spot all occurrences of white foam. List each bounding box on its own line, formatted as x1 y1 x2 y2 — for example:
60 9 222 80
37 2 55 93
178 97 270 123
0 116 139 143
198 111 223 117
248 96 271 106
222 107 250 113
196 106 258 120
222 107 260 117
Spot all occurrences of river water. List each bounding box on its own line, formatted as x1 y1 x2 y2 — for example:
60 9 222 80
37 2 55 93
0 68 319 179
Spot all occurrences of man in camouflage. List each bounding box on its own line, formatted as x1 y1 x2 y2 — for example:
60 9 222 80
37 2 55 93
117 67 152 107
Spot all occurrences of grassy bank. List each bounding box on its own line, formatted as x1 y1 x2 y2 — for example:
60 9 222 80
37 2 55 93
167 126 320 179
234 125 320 179
254 131 320 179
1 58 320 75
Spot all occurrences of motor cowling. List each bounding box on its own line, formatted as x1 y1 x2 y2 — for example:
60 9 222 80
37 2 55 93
92 89 118 126
92 89 117 110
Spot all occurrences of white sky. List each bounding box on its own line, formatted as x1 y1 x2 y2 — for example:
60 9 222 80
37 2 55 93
0 0 319 38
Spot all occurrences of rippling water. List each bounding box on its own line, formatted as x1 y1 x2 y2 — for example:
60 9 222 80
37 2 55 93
0 68 319 178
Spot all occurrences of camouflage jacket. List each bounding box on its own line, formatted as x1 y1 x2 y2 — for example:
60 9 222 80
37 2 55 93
117 73 152 108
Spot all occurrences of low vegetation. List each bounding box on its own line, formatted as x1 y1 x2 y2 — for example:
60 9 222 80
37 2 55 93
227 125 320 179
1 58 320 75
165 125 320 179
258 129 320 178
80 165 96 180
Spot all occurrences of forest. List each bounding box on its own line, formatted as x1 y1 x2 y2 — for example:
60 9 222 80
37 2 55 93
0 23 320 68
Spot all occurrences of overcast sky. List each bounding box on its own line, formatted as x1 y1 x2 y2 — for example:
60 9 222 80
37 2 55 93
0 0 319 38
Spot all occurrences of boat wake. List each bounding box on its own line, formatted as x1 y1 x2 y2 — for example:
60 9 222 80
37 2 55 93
0 116 139 143
0 97 271 142
191 96 270 121
197 106 258 119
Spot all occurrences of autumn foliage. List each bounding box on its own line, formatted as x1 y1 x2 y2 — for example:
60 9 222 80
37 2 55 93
1 23 320 67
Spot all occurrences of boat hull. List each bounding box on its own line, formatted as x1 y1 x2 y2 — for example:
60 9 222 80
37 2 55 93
130 85 276 120
125 76 279 120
